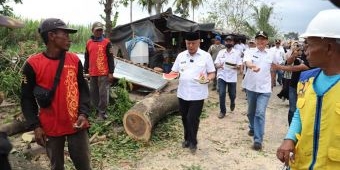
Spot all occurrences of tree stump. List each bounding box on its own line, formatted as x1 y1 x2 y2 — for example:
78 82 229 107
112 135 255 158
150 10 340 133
123 92 178 142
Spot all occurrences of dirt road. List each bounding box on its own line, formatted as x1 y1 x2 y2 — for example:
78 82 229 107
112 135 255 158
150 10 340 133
132 81 290 170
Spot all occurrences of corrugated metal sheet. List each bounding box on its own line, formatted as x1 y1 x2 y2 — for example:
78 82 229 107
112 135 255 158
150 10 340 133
113 58 168 90
77 54 168 90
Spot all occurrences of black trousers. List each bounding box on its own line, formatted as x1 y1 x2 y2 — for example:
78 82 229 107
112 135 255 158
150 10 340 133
0 155 11 170
46 129 91 170
178 98 204 146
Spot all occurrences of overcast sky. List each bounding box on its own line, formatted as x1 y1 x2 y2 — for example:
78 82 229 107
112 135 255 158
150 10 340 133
263 0 336 33
11 0 337 34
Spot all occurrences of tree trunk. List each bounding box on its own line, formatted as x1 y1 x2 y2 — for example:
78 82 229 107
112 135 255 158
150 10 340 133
102 0 113 38
0 91 4 105
130 0 133 22
123 92 178 142
0 119 29 136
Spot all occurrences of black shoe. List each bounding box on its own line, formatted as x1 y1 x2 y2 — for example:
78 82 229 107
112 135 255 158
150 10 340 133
248 130 254 136
230 103 235 112
182 141 189 148
253 142 262 151
218 112 225 119
189 144 197 154
97 113 108 120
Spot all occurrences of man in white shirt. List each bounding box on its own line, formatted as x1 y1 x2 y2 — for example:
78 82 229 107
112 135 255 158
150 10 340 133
171 32 215 154
242 31 282 151
214 35 243 118
208 35 225 90
270 39 285 86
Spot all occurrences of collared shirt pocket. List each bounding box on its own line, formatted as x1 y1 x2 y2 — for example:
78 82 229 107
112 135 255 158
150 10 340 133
296 98 306 109
335 102 340 115
196 61 206 70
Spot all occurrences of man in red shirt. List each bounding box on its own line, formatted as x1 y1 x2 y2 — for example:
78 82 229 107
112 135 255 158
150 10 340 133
84 22 115 120
21 18 91 170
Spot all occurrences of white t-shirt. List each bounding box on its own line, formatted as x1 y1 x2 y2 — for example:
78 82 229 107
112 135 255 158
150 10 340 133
214 48 243 83
270 46 285 64
242 48 281 93
172 48 216 100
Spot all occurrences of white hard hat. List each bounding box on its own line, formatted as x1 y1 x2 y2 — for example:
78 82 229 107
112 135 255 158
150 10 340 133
300 9 340 39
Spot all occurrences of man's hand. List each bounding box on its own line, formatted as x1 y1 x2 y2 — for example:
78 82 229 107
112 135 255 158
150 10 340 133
34 127 47 147
216 63 224 69
74 114 89 130
251 65 260 72
271 63 281 71
108 74 114 83
276 139 295 166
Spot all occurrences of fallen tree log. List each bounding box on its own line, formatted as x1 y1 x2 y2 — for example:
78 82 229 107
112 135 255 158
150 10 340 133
0 119 29 136
123 92 178 142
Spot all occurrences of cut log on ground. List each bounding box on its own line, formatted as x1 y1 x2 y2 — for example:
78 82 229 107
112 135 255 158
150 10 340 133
0 119 29 136
123 92 178 142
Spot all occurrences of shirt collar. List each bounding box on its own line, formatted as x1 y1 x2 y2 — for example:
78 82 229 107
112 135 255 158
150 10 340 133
186 48 203 57
255 47 270 53
225 48 236 54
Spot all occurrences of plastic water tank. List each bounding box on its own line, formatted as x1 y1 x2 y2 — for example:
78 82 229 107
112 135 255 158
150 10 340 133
130 41 149 64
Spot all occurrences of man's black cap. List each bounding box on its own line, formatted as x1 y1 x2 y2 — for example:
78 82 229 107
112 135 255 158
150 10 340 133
185 32 200 41
255 31 268 39
38 18 77 34
225 35 234 41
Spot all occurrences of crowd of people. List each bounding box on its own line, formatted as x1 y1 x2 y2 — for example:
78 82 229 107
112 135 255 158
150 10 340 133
1 2 339 170
172 6 340 170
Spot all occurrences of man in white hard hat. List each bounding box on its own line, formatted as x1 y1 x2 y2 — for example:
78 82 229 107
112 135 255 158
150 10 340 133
276 9 340 169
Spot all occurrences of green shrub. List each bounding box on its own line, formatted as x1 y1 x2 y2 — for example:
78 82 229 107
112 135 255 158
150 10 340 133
0 18 91 101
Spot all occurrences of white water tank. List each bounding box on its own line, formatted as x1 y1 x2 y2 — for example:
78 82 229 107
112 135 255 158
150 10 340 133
130 41 149 64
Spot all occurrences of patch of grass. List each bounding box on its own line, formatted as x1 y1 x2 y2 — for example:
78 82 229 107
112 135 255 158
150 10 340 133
150 114 183 147
181 164 204 170
87 113 183 168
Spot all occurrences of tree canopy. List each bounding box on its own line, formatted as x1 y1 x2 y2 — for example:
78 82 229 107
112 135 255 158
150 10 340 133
0 0 22 16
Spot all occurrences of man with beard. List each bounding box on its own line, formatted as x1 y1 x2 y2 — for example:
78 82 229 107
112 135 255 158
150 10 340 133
214 35 242 118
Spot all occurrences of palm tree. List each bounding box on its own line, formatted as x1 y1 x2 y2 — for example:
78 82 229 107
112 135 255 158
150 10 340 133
244 4 277 37
138 0 169 15
173 0 203 20
189 0 203 21
173 0 189 18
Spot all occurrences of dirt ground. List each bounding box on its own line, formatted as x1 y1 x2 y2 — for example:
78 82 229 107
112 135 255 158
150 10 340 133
130 78 290 170
3 76 290 170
